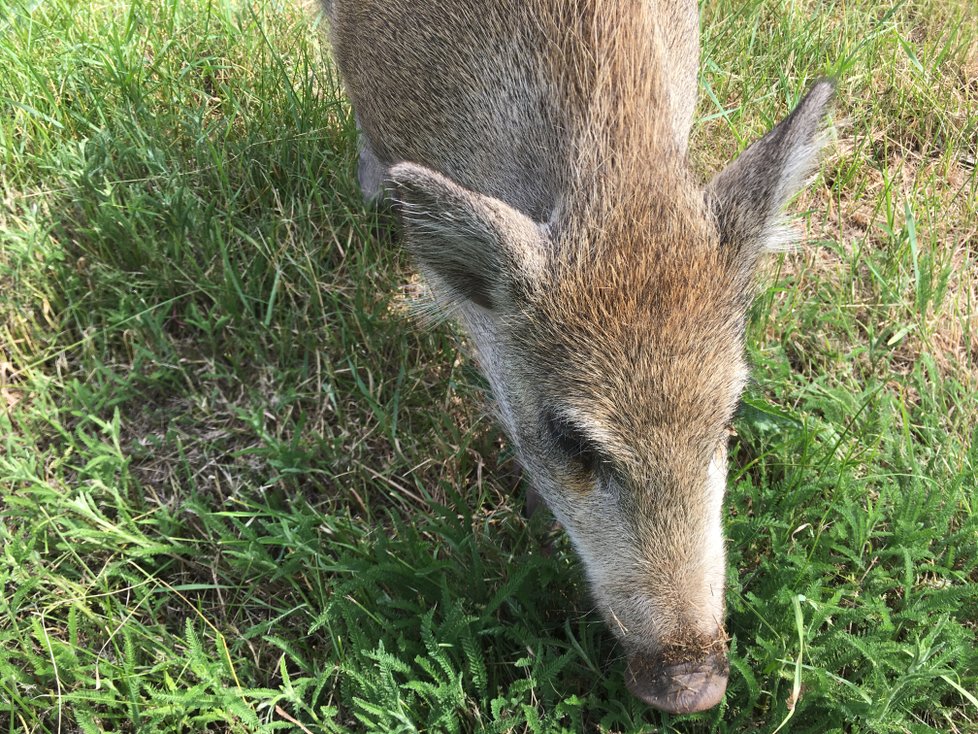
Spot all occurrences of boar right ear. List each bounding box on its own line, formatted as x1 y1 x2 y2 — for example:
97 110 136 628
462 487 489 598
707 80 835 261
388 162 547 311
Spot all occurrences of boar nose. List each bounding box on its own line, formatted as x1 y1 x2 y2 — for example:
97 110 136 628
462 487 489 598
625 651 728 714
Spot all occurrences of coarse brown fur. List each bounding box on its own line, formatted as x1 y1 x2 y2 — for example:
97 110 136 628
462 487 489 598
322 0 833 713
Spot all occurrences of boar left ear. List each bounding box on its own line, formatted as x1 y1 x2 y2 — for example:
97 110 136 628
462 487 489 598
388 162 548 311
707 80 835 260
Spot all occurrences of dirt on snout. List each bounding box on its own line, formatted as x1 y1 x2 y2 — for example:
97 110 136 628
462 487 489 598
655 627 730 668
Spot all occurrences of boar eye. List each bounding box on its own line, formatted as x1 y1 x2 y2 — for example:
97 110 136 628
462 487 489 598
543 412 600 473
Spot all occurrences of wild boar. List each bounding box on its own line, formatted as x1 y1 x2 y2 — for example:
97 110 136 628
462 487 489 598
322 0 832 714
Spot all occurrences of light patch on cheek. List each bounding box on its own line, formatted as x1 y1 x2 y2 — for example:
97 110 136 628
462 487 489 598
546 481 634 596
707 447 727 511
459 309 521 438
702 447 728 603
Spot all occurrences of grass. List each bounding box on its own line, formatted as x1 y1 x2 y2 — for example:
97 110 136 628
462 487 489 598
0 0 975 731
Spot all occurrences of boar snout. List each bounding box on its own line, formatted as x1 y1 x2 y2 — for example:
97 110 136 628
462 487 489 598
625 649 729 714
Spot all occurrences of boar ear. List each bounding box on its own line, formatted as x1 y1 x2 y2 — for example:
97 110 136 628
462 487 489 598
707 80 835 259
387 162 547 310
